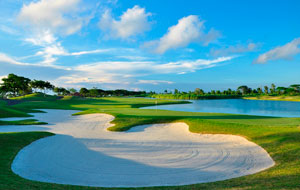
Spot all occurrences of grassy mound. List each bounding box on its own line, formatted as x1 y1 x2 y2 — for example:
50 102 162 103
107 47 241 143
11 93 60 101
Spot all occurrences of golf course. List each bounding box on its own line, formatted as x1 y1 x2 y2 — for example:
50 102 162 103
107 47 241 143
0 93 300 189
1 0 300 189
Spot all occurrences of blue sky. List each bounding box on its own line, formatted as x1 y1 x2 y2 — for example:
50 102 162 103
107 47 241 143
0 0 299 92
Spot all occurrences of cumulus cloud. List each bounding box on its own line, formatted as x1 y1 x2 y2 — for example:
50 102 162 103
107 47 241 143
17 0 97 64
24 30 57 46
254 38 300 64
99 5 152 39
144 15 220 54
18 0 88 36
211 42 258 57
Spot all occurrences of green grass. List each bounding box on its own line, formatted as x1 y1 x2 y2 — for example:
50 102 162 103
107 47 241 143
10 92 60 101
244 95 300 102
0 119 47 126
0 93 300 189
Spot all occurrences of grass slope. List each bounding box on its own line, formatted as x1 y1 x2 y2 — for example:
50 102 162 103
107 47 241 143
0 93 300 189
244 95 300 102
0 119 47 126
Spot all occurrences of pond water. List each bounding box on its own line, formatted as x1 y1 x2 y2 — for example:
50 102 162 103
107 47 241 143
141 99 300 117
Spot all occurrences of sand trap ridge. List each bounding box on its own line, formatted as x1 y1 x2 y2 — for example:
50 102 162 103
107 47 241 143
0 109 274 187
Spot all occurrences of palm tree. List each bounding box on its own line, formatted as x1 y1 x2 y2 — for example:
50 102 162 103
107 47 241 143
264 86 269 94
271 83 276 94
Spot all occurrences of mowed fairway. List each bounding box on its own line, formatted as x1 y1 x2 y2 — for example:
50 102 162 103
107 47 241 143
0 94 300 189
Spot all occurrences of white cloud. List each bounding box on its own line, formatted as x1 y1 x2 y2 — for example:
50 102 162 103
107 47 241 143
18 0 87 36
155 56 233 74
99 5 152 39
136 80 173 85
144 15 220 54
0 52 72 71
116 55 148 61
255 38 300 64
0 75 7 81
25 30 57 46
211 42 259 56
35 42 67 64
17 0 96 65
0 53 28 65
0 54 73 83
69 49 113 56
1 51 233 88
35 44 116 64
54 56 233 85
0 25 19 35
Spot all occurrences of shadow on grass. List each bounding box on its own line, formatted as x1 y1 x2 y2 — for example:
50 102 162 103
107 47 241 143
252 131 300 163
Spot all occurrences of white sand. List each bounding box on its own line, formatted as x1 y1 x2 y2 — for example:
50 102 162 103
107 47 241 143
0 109 274 187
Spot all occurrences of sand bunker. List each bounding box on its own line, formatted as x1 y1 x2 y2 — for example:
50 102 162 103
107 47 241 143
0 109 274 187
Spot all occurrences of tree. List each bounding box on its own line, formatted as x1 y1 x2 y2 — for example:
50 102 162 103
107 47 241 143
30 80 54 96
290 84 300 92
89 88 99 97
264 86 269 94
237 85 250 95
0 85 8 98
42 81 54 96
276 87 286 95
79 88 89 96
271 83 276 94
174 89 179 94
194 88 200 95
1 74 31 97
252 89 258 94
54 87 69 95
69 88 77 94
53 87 61 95
30 80 40 93
194 88 204 95
62 89 70 95
257 87 262 94
227 88 232 95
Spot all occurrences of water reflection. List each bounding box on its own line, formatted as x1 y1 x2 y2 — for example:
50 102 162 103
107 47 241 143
141 99 300 117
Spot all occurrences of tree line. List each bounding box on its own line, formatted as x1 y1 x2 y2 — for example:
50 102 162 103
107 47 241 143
1 73 299 100
151 84 300 100
0 74 146 98
0 74 54 98
78 88 146 97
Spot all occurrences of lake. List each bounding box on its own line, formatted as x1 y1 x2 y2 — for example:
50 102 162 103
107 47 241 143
141 99 300 117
